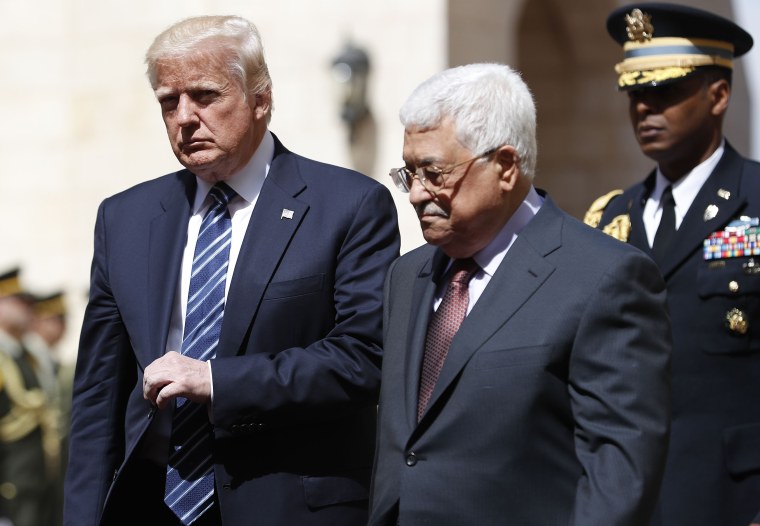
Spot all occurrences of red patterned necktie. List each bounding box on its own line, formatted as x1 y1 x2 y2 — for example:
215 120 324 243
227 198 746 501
418 258 479 421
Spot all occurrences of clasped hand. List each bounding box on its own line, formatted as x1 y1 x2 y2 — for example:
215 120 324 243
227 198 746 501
143 351 212 409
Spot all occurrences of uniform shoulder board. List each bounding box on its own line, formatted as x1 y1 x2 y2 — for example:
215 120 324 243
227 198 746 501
583 189 624 228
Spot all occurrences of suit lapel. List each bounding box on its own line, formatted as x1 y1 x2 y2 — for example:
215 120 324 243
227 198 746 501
147 171 195 363
405 251 447 428
627 178 652 254
216 141 309 358
657 146 746 278
418 196 560 425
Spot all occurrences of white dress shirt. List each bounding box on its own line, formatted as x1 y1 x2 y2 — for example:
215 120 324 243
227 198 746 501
643 140 725 247
433 186 544 314
144 131 274 462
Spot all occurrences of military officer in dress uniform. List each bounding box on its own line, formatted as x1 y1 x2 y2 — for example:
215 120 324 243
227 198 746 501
0 268 55 526
585 4 760 526
25 291 69 526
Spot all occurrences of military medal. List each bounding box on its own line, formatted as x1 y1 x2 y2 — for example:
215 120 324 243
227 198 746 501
704 217 760 260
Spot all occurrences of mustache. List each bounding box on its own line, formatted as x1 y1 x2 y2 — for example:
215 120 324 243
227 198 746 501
415 202 449 218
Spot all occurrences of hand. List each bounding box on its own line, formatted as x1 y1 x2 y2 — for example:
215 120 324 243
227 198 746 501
143 351 212 410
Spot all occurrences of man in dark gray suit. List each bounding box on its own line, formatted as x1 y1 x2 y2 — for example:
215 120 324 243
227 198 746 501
369 63 672 525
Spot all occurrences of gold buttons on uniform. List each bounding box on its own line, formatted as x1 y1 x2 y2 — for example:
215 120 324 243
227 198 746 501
728 281 739 293
0 482 16 500
725 308 748 335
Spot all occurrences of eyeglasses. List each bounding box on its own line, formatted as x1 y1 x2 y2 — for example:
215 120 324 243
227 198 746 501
389 147 499 194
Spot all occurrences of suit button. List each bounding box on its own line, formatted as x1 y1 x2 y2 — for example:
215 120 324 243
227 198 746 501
406 452 417 466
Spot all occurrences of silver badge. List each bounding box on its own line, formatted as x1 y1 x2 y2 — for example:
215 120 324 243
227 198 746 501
717 189 731 200
704 204 719 221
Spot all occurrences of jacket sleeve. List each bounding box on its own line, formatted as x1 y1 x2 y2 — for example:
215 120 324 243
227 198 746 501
63 200 136 526
570 248 672 525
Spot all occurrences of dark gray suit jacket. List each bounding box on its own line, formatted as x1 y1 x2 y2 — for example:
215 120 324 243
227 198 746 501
370 195 671 526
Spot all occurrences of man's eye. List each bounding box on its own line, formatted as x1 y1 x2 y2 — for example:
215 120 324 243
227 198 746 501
421 167 443 184
195 90 218 103
159 97 179 111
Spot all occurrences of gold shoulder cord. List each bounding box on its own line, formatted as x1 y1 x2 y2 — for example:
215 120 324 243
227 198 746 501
584 189 632 242
0 351 60 475
0 351 46 442
583 189 624 228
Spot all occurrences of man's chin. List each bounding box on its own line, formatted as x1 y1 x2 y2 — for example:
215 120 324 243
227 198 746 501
179 155 224 179
421 226 449 247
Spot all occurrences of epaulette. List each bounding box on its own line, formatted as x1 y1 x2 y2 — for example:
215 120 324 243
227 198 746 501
583 189 624 228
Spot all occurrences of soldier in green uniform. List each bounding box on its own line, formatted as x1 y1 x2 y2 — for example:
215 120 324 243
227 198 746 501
0 269 55 526
586 4 760 526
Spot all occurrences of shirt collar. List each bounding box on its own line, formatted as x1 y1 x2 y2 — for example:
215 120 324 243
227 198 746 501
473 185 544 277
192 130 275 212
654 138 725 211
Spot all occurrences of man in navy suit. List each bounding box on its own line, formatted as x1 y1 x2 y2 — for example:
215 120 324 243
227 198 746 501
369 63 672 525
64 15 399 526
586 4 760 525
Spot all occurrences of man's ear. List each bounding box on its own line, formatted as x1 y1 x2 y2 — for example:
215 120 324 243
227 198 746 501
709 78 730 117
496 145 520 190
252 90 272 119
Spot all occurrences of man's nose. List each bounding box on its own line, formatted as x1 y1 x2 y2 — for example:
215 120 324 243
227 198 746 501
176 94 199 126
630 91 657 115
409 177 434 206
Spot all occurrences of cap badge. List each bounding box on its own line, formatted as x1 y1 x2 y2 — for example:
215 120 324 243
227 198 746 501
625 8 654 42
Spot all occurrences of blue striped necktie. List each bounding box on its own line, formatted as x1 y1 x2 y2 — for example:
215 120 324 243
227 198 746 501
165 182 237 525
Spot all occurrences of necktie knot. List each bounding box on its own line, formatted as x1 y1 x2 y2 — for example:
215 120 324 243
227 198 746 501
209 182 237 208
449 258 479 285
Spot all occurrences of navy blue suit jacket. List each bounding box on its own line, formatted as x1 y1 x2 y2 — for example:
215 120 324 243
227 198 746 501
64 135 400 526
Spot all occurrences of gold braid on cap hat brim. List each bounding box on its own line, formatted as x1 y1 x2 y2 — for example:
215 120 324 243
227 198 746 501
615 36 735 88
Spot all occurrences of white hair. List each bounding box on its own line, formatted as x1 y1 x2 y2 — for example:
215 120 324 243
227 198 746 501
145 15 273 121
400 63 537 180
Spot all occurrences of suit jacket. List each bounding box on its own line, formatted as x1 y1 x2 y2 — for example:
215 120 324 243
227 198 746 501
597 143 760 526
369 195 671 526
64 135 400 526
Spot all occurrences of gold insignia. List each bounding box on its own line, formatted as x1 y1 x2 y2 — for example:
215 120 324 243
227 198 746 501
625 9 654 42
602 214 632 242
618 67 695 88
583 189 624 228
725 308 748 335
